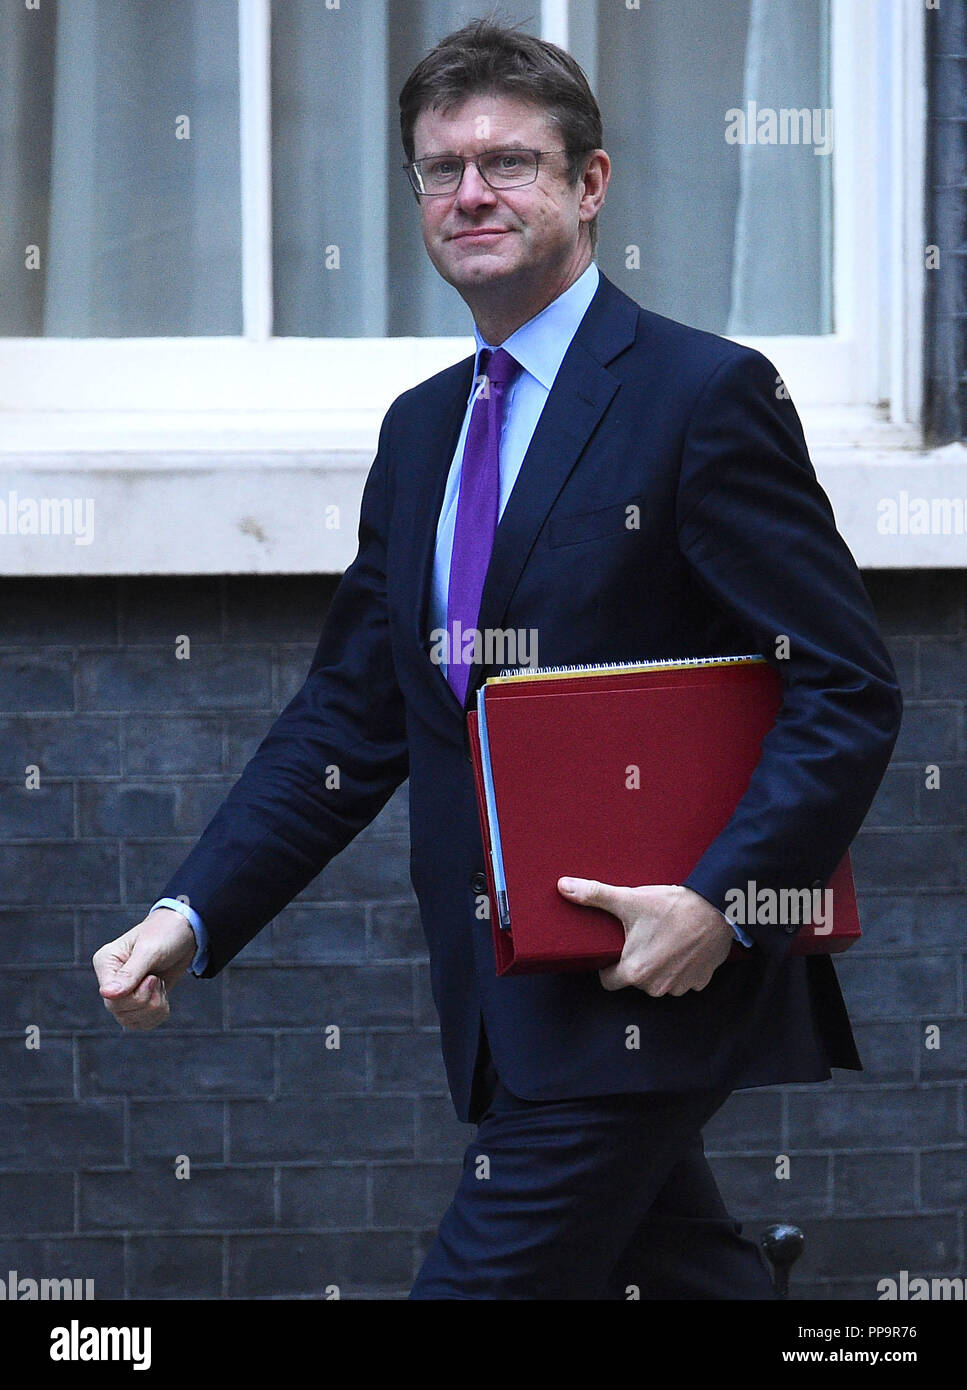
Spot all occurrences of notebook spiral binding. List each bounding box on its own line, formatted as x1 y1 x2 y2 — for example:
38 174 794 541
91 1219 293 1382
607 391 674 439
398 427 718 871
496 653 766 680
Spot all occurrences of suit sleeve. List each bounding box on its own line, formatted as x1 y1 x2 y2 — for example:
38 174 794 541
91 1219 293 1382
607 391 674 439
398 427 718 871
157 401 409 976
676 348 903 958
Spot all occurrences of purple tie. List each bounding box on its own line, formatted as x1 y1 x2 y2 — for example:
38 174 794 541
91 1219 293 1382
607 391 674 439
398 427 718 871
446 347 521 705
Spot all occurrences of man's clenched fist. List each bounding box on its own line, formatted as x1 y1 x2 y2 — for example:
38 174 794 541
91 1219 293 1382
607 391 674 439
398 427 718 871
93 908 197 1030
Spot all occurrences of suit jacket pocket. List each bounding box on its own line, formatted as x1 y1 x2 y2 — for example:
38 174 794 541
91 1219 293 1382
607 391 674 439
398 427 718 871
547 495 645 549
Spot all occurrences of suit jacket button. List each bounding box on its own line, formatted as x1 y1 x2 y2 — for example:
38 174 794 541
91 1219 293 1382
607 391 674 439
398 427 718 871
811 878 823 889
784 923 797 934
471 872 488 894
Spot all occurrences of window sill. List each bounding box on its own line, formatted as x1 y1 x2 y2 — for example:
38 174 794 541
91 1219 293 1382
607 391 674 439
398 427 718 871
0 407 961 575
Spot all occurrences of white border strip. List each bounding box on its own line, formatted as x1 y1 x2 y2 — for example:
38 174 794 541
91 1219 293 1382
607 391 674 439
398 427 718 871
238 0 273 341
541 0 569 49
890 0 926 428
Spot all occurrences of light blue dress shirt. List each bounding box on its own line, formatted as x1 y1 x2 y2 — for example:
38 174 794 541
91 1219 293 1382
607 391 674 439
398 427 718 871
428 261 601 667
164 259 749 969
150 896 208 974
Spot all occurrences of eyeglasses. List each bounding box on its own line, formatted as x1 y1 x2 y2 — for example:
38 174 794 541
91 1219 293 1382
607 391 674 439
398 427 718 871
404 147 569 196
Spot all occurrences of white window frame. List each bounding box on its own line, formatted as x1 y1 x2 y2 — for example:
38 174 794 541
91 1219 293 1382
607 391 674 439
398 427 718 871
733 0 924 434
0 0 948 575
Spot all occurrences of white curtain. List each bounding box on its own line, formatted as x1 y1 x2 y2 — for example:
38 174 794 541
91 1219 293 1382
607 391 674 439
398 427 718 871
0 0 242 337
588 0 831 336
0 0 830 339
270 0 540 337
270 0 389 337
727 0 832 335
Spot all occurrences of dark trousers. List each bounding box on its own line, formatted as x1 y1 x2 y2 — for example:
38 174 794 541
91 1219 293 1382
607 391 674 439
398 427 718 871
410 1040 778 1301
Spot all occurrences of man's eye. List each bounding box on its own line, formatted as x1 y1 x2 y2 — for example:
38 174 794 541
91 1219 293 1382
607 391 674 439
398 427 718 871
427 159 458 179
497 154 522 169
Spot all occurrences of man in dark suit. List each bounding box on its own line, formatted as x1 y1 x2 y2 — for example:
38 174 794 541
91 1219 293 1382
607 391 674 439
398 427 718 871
93 21 902 1299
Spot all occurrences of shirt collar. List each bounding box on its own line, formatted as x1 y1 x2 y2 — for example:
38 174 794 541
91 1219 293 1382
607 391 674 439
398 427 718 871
472 261 600 392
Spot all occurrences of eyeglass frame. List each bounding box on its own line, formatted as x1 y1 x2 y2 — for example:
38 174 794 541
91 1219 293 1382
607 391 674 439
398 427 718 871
403 147 573 197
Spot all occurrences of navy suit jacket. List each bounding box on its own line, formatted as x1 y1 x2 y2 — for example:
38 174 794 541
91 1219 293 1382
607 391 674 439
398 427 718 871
161 270 902 1123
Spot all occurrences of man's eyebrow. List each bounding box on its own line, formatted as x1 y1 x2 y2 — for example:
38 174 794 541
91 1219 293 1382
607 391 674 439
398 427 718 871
416 140 531 159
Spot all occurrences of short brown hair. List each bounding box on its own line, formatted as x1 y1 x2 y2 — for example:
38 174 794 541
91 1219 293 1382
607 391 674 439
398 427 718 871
399 17 603 251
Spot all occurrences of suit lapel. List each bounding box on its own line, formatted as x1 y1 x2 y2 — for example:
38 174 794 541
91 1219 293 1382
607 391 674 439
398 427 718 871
412 362 473 642
406 355 476 723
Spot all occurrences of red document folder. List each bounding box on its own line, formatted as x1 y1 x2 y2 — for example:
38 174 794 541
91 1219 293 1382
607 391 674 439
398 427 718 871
467 655 861 976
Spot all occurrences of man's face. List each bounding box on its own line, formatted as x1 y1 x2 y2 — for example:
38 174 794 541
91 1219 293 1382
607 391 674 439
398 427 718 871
411 93 589 294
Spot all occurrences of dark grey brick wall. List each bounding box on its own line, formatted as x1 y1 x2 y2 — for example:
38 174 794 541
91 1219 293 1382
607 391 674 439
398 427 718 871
0 571 963 1300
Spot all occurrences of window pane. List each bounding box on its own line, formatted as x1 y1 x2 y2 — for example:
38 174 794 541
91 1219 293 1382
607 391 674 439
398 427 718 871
270 0 388 337
271 0 540 337
569 0 832 336
0 0 242 337
384 1 542 337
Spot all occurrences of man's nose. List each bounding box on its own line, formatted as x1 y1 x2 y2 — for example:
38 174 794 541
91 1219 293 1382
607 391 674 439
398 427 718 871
453 161 499 211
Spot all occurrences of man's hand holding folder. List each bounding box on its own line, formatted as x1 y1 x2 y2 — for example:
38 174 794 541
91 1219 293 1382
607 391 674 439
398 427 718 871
558 878 734 996
467 655 863 977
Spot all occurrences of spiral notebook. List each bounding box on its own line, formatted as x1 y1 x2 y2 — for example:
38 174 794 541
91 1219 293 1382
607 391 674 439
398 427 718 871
467 654 861 976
